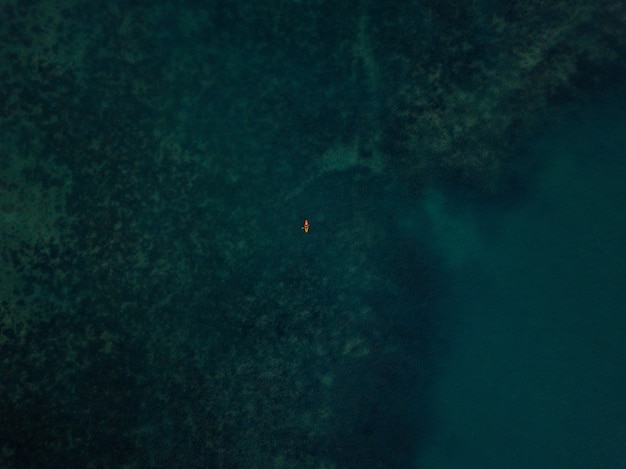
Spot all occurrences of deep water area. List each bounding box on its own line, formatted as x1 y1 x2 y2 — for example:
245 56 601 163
416 94 626 468
1 1 625 468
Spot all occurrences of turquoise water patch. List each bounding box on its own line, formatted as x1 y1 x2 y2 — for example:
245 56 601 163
418 94 626 468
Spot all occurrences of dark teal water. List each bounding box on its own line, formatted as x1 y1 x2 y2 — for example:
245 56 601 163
417 95 626 468
1 2 625 468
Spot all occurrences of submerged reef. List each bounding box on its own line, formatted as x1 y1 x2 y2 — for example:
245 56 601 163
0 0 624 467
375 0 626 193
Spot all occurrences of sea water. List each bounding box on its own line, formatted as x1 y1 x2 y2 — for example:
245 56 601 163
417 92 626 468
